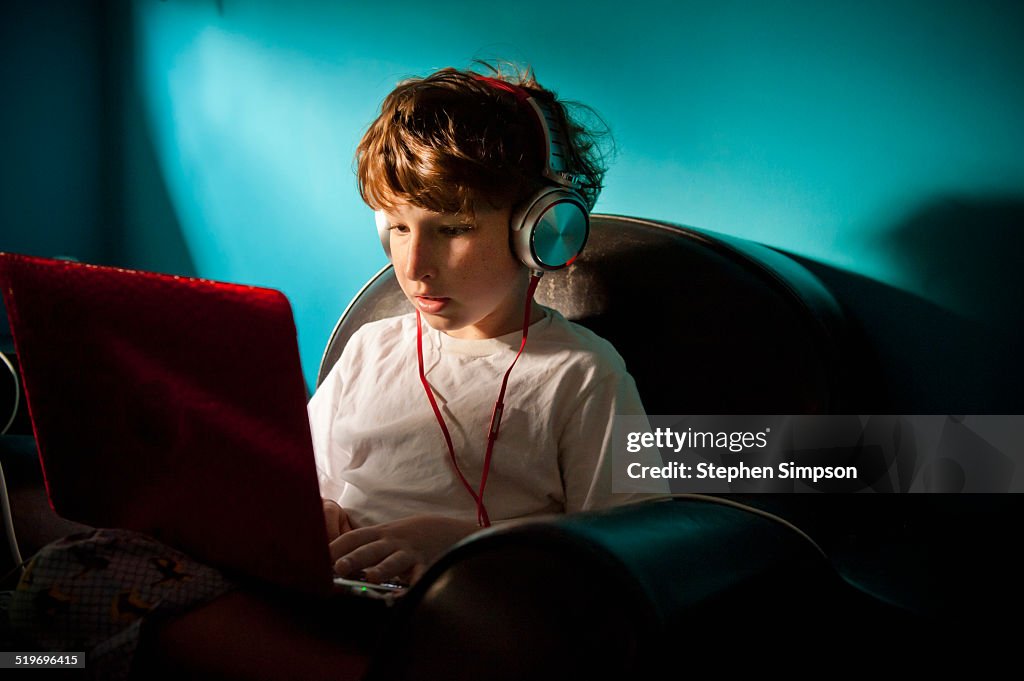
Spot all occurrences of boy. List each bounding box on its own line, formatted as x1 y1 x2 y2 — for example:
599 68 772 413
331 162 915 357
311 65 653 586
9 63 652 679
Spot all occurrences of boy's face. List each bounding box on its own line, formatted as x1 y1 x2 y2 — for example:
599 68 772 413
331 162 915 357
381 201 530 339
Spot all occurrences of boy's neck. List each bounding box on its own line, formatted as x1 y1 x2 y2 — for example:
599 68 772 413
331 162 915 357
438 301 546 340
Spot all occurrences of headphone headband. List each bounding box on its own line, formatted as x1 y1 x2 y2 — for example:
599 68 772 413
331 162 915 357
471 74 581 190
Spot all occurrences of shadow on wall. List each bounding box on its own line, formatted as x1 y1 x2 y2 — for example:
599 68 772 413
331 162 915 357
103 0 196 278
104 74 197 277
792 196 1024 413
877 196 1024 332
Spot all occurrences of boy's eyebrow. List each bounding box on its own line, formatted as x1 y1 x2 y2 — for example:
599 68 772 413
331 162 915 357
431 216 475 227
381 218 475 227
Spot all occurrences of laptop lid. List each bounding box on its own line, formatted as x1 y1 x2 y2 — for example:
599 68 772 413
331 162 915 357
0 252 334 596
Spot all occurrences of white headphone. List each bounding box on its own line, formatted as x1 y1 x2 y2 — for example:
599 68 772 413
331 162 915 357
376 75 589 272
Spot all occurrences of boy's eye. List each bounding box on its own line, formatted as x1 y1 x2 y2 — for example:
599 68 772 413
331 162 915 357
389 224 409 234
440 225 473 237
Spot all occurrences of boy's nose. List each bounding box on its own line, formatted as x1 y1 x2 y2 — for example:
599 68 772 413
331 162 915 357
401 233 437 282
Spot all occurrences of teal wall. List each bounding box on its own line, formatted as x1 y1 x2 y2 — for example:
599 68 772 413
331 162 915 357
3 1 1023 388
0 1 104 264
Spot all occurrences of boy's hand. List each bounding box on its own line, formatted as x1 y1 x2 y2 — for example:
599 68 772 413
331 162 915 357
322 499 353 542
329 515 478 586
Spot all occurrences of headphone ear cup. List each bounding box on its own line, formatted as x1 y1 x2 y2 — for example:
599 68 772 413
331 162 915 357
510 187 590 271
375 210 392 261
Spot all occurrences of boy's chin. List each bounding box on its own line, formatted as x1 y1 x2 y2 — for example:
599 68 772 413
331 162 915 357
420 312 493 340
415 309 464 333
410 302 519 340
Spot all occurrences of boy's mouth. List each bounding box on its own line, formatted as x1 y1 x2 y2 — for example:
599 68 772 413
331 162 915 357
414 295 451 314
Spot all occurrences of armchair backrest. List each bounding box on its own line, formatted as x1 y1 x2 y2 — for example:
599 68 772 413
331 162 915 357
317 214 856 413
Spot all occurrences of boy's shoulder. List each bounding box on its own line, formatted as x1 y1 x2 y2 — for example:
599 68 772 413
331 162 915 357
340 312 417 360
350 312 417 338
534 308 629 376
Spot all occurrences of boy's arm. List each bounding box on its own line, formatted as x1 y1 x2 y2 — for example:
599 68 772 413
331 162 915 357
307 360 349 502
309 366 359 544
559 369 670 513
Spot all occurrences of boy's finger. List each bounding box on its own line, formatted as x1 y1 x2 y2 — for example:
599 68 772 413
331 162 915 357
333 540 393 576
329 526 382 562
323 500 355 541
363 550 415 583
339 507 353 534
322 500 344 541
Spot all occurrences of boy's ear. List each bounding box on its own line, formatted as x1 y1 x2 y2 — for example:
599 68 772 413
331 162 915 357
375 210 393 261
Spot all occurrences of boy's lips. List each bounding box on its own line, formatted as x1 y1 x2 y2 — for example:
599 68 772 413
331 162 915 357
414 295 451 314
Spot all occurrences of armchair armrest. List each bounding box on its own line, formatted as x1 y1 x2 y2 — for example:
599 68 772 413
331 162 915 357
368 498 858 680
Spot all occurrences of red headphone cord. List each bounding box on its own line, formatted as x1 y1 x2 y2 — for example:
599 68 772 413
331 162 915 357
416 272 544 528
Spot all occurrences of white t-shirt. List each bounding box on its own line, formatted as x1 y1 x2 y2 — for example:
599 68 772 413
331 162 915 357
308 307 655 528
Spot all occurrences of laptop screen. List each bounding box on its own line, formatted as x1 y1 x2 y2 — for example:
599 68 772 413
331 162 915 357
0 253 334 595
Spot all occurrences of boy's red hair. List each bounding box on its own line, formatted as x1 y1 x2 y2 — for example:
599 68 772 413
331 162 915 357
356 64 611 217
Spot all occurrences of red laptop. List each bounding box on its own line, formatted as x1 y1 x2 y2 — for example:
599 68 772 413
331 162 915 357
0 252 364 597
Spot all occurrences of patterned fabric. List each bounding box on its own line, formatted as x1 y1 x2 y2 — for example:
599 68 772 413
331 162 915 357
7 529 232 680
